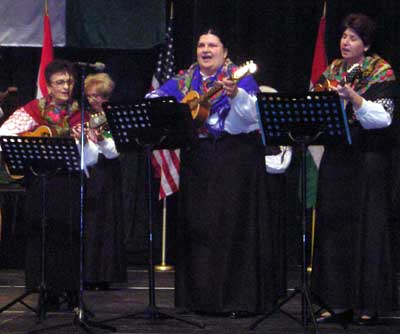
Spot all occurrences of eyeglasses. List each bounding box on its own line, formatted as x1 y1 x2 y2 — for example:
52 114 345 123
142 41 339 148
51 79 74 87
87 93 102 99
87 93 107 100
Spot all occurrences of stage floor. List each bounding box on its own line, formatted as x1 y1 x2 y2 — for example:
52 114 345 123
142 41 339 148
0 266 399 333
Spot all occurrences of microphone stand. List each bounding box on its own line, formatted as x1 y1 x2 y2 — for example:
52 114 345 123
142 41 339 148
74 64 116 332
29 64 116 333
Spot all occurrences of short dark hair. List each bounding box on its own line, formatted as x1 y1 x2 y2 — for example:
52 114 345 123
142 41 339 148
45 59 76 85
341 13 376 47
198 27 229 50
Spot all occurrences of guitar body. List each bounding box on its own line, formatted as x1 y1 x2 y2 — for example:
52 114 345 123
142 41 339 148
314 64 361 92
5 125 53 180
181 90 210 124
314 79 339 92
181 61 258 127
20 125 53 137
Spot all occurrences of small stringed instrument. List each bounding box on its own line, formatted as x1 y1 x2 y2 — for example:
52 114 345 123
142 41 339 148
88 111 109 131
4 125 53 180
314 63 362 92
181 61 258 124
20 125 53 137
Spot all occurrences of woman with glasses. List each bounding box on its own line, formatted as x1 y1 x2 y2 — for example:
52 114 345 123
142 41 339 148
82 73 127 291
0 59 97 311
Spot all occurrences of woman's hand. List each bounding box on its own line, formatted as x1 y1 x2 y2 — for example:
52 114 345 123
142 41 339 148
221 77 238 98
71 124 89 143
333 84 363 110
87 127 105 144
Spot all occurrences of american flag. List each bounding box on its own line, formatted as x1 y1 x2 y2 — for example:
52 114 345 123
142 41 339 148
150 14 175 90
151 2 180 200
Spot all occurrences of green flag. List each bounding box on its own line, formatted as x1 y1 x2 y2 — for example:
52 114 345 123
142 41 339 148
306 1 327 208
66 0 166 49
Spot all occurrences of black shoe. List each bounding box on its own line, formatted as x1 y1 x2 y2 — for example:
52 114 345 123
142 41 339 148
355 315 378 326
229 311 256 319
316 309 353 328
84 281 110 291
96 282 110 291
84 282 94 291
44 293 61 312
66 291 79 310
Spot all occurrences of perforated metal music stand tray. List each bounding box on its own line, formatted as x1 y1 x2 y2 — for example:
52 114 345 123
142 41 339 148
251 91 352 333
0 136 80 176
100 97 203 328
0 136 80 323
105 96 197 152
256 91 352 146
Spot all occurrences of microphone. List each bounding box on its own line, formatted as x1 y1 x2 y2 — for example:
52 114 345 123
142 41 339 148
75 62 106 71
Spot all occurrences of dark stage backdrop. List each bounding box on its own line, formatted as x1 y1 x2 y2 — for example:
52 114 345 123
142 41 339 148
1 1 399 107
0 0 399 267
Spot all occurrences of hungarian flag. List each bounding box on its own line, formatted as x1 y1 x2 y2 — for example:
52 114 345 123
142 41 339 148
310 2 327 88
306 1 327 208
150 3 180 200
36 9 54 99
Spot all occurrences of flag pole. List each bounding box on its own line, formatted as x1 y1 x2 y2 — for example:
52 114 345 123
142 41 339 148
155 197 174 272
307 0 327 275
155 1 175 273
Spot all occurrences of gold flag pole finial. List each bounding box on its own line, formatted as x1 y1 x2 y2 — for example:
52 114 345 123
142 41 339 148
170 1 174 21
44 0 48 15
322 0 326 17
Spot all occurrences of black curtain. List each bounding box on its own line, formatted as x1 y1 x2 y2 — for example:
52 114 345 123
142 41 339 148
1 0 399 267
1 0 399 108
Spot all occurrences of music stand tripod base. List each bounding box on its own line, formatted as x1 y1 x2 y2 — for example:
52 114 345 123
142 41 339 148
0 135 116 333
0 136 81 323
250 91 352 333
97 98 204 329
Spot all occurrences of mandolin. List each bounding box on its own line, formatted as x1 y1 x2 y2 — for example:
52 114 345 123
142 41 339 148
314 63 361 92
88 111 109 132
181 61 258 124
3 125 54 180
20 125 53 137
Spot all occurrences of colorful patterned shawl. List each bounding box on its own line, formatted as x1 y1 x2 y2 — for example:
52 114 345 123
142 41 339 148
156 58 258 136
24 96 83 136
320 54 395 96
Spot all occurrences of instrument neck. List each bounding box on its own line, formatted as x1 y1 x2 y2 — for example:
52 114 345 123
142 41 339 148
199 73 239 105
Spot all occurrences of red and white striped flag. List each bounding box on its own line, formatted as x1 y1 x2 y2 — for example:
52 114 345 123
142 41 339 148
152 149 180 199
150 2 180 200
36 4 54 99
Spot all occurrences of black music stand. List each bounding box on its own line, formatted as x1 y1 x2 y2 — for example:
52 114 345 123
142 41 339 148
98 97 203 328
0 136 80 322
26 67 115 334
249 91 352 333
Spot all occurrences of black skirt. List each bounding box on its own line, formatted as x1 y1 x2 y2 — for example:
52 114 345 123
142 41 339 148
24 172 80 292
175 132 285 314
84 155 127 284
311 144 398 315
